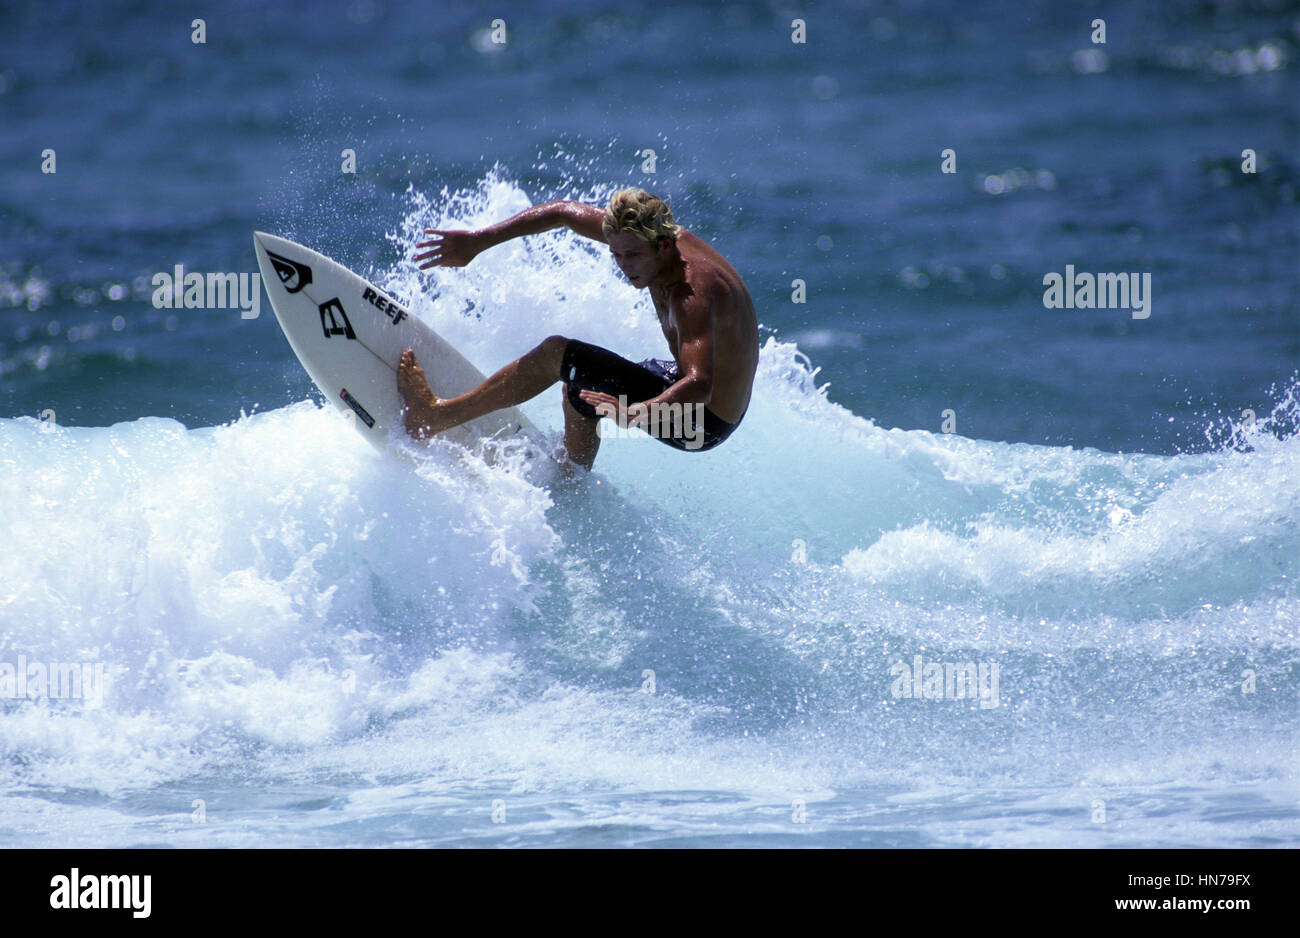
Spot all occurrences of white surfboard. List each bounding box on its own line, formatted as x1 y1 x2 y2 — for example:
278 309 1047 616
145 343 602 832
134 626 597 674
253 231 536 451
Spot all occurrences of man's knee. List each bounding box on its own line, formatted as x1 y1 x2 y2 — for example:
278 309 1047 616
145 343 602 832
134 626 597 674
538 335 569 362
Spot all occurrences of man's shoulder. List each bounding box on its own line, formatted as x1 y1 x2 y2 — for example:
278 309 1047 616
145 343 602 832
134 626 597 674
675 266 726 307
678 231 744 285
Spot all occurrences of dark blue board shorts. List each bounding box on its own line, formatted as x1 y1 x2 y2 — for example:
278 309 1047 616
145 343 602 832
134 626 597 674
560 339 741 452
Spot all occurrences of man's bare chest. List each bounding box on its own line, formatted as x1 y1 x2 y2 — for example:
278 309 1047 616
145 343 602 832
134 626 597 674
651 291 679 348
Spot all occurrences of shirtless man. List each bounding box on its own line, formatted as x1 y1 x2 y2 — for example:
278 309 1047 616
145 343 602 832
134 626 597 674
398 188 758 469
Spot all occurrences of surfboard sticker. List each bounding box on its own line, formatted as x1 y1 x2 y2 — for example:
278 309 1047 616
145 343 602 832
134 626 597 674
340 387 375 428
318 297 357 340
267 250 313 293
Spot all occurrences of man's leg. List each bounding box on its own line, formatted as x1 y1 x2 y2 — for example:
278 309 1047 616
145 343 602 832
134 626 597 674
398 335 569 440
561 385 600 470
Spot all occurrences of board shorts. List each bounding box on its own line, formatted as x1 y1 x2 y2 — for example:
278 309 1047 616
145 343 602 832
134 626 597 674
560 339 742 452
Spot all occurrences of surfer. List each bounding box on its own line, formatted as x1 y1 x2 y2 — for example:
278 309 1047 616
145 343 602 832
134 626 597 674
398 188 758 469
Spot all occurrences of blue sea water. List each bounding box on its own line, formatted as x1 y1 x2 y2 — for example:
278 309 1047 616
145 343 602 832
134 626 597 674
0 0 1297 848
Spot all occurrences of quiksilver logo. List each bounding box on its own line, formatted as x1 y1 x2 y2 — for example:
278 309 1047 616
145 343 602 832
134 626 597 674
266 250 313 294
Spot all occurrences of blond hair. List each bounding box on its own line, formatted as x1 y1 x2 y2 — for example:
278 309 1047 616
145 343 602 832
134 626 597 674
602 188 681 245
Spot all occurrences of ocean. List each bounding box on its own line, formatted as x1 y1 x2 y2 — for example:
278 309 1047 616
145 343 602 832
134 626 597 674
0 0 1296 848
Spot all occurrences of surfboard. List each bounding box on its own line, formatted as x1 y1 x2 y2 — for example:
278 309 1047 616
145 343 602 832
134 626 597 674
252 231 536 451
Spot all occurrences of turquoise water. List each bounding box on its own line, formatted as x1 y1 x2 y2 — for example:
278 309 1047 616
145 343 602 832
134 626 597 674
0 0 1297 847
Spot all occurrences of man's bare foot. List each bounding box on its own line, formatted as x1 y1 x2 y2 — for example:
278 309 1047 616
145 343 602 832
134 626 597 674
397 349 449 440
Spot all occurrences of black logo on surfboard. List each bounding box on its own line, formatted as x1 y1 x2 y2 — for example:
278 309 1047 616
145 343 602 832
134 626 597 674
318 297 356 340
267 251 313 294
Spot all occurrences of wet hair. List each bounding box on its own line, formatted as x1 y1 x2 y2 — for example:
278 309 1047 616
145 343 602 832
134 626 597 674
602 188 681 246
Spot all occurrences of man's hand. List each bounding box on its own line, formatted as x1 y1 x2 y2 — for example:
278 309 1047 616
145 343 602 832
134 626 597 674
413 202 607 271
413 229 485 269
579 390 650 430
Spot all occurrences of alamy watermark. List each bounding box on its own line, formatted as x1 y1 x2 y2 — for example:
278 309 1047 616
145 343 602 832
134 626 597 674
889 655 1000 709
1 655 105 706
50 868 150 918
1043 265 1151 319
151 265 261 319
593 395 706 450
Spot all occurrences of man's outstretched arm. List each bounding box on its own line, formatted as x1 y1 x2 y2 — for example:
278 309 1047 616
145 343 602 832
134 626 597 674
414 200 605 269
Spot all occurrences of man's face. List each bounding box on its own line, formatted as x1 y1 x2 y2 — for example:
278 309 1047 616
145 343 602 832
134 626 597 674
607 232 663 288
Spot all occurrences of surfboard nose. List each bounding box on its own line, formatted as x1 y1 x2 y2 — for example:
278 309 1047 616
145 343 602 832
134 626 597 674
253 231 285 254
252 231 273 259
253 231 299 255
